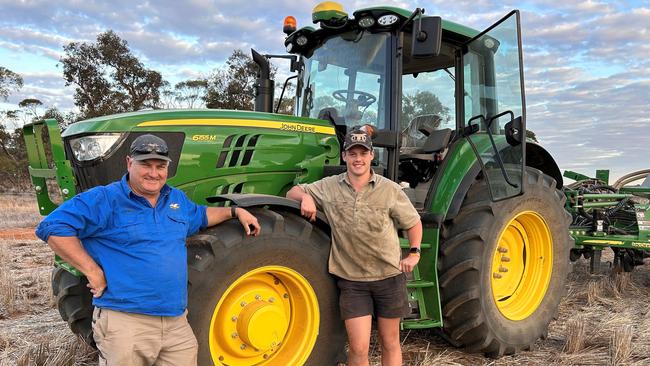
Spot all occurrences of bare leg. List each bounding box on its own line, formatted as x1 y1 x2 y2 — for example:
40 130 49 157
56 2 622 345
377 317 401 366
344 315 373 366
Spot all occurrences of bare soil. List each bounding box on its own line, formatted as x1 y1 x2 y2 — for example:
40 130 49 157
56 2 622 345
1 194 649 365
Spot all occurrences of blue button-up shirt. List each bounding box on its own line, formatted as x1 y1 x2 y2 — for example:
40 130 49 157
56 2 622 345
36 174 207 316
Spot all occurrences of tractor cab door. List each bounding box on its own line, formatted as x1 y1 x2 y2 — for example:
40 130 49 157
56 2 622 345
462 10 526 201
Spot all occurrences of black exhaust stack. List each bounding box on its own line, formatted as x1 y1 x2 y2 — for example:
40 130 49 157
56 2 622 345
252 49 274 113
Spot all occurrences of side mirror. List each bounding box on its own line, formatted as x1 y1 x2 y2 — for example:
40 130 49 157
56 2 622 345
505 116 523 146
412 16 442 58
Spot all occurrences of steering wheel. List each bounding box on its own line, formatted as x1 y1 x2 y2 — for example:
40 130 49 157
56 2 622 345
332 89 377 108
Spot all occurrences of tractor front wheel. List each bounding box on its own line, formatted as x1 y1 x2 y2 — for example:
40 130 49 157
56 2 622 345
187 208 346 365
439 167 572 356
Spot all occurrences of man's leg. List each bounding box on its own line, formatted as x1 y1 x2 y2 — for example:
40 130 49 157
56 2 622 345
92 308 160 366
371 274 409 366
337 278 374 366
156 310 198 366
377 317 402 366
344 315 372 366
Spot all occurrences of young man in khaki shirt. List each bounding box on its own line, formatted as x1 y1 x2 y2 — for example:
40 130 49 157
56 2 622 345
287 127 423 366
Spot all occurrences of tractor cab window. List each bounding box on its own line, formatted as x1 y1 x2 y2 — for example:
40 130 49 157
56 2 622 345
297 30 391 171
297 31 389 133
398 41 458 208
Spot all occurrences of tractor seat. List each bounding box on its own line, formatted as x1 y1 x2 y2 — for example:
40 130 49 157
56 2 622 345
400 128 452 160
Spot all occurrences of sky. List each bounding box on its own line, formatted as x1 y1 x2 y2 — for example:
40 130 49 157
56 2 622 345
1 0 649 182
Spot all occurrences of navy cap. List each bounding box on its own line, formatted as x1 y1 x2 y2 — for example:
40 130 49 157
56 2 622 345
129 134 171 162
343 128 373 151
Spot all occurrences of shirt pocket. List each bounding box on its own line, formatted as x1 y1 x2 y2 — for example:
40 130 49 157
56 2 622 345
329 202 355 228
166 213 189 239
113 213 145 243
357 205 389 232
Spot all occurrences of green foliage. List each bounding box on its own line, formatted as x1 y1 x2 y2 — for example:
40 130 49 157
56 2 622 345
0 67 23 101
161 79 209 109
61 30 164 119
205 49 276 110
401 90 450 129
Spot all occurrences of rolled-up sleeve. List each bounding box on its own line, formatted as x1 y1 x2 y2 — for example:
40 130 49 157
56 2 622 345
35 187 108 242
390 189 421 229
182 194 207 236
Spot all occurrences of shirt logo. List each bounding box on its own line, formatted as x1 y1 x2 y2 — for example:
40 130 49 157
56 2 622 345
170 203 180 210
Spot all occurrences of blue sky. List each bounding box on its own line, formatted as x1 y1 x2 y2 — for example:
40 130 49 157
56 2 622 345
1 0 649 181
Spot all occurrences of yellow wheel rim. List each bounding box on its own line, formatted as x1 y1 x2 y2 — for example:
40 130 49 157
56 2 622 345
491 211 553 321
209 266 320 365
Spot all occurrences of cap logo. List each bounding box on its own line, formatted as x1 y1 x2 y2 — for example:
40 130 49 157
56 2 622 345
170 203 180 210
351 133 367 142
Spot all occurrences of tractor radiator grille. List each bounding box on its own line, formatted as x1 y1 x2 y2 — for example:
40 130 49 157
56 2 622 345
216 134 260 168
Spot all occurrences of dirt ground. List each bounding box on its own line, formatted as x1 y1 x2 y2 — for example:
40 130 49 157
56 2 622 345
1 194 649 365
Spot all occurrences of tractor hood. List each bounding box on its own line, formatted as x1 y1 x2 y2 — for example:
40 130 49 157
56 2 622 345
60 109 341 201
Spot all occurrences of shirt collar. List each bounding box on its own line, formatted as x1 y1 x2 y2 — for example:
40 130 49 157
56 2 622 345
338 170 377 187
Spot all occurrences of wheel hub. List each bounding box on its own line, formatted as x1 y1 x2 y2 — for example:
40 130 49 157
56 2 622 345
237 300 288 351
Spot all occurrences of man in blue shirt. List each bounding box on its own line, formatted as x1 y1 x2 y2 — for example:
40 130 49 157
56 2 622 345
36 134 261 366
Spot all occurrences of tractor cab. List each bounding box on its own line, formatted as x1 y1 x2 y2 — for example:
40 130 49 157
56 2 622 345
284 2 528 209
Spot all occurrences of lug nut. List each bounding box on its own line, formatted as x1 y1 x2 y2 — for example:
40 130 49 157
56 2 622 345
231 332 238 338
283 293 289 298
501 256 511 262
497 247 508 253
240 301 247 307
269 297 275 303
499 266 508 273
240 344 247 350
255 294 262 300
231 316 237 322
493 273 503 279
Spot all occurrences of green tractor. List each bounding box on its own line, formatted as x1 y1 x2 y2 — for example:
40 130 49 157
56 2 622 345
25 3 571 365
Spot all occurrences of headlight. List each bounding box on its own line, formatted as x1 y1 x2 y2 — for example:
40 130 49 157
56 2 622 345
69 134 122 161
377 14 399 26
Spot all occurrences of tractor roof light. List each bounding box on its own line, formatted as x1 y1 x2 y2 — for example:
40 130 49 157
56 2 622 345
377 14 399 26
312 1 348 28
358 15 375 28
283 16 297 35
296 35 308 46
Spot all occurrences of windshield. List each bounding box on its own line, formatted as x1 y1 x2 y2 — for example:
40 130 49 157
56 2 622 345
296 31 390 131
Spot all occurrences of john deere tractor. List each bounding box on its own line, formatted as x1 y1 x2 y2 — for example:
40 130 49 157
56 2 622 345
25 3 571 365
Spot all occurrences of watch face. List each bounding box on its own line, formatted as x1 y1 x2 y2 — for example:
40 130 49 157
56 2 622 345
409 247 420 253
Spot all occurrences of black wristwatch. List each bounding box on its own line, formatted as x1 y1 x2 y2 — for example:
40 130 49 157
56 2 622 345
231 205 238 218
409 247 421 255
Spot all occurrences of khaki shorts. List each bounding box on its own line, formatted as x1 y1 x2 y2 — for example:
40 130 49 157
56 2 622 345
337 273 410 320
92 308 198 366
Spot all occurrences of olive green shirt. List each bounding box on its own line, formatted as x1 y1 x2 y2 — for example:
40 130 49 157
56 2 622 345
301 172 420 281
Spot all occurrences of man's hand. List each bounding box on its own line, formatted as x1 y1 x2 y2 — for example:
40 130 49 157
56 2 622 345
86 268 107 298
300 194 317 222
235 208 261 236
399 254 419 273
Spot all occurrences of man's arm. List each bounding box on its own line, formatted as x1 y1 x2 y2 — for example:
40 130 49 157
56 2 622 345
286 186 317 222
205 206 261 236
48 236 106 298
399 220 423 273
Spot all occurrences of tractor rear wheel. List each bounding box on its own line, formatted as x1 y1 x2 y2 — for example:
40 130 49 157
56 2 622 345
187 208 346 365
439 167 571 356
52 266 95 347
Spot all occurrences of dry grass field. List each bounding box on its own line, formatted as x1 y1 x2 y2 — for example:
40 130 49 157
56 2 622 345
0 193 649 365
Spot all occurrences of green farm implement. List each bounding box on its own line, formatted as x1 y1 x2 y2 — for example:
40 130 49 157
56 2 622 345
566 169 650 272
25 3 572 364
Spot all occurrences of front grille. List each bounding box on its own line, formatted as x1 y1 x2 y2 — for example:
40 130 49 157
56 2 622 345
65 132 184 192
216 134 261 168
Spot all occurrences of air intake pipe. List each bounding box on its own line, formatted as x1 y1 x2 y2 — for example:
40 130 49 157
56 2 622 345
252 49 274 113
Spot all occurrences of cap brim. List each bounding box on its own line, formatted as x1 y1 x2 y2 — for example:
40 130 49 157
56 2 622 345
344 142 372 150
131 153 172 162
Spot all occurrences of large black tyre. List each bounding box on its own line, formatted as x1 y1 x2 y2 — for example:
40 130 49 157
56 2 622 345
187 208 346 365
51 266 95 347
439 167 572 357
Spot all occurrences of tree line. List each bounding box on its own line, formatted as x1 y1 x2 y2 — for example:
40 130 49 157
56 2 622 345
0 31 294 189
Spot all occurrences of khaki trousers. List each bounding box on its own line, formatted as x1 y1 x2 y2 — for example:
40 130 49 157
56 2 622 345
92 308 198 366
